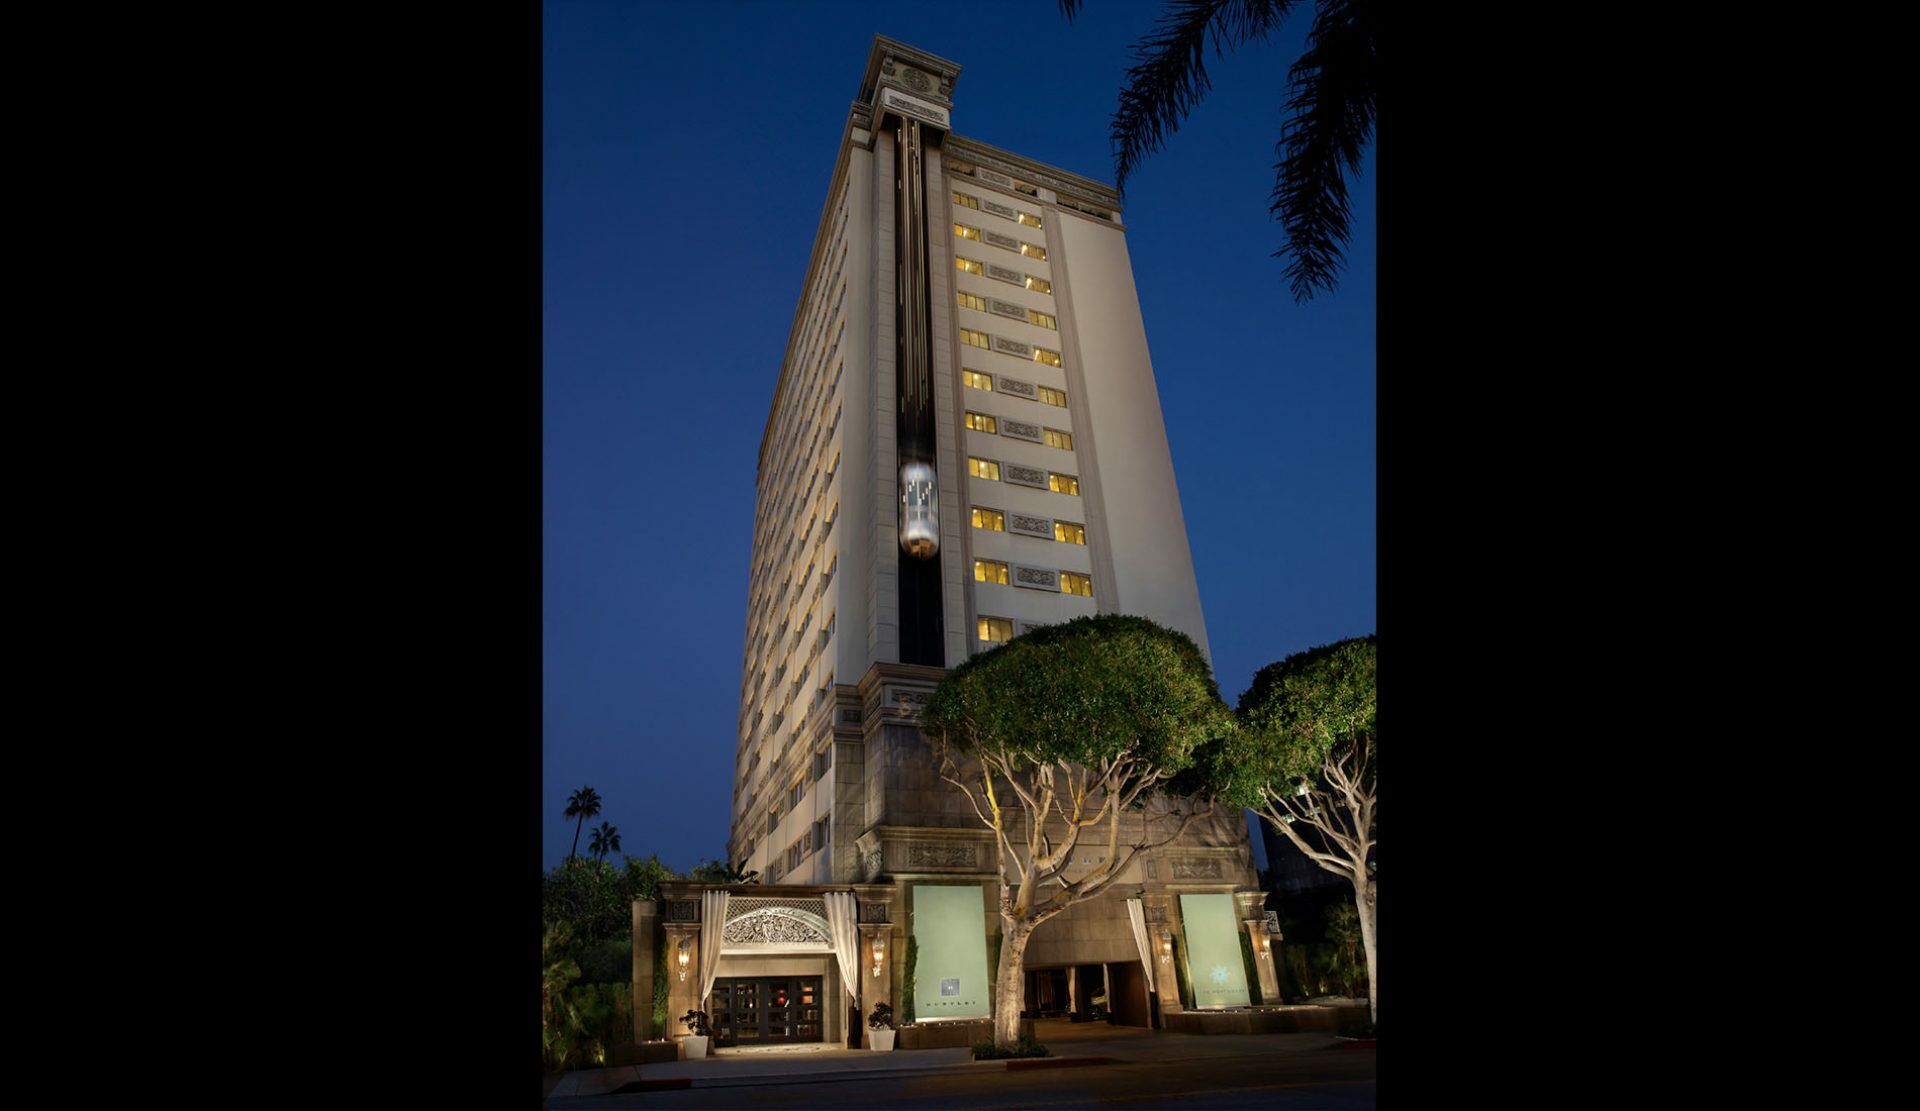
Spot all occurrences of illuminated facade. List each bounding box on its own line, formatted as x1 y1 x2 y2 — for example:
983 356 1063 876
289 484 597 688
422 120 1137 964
637 37 1274 1052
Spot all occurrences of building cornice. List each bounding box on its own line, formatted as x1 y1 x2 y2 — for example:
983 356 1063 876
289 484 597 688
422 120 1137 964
945 134 1121 211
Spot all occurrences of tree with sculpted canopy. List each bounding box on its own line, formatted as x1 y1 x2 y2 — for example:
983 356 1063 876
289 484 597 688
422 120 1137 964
921 614 1234 1048
1217 635 1376 1023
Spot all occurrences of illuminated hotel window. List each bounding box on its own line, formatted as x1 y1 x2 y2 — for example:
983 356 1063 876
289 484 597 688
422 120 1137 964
1044 427 1073 450
955 223 980 241
1049 472 1080 495
972 506 1005 531
961 328 990 349
1037 385 1067 407
1025 276 1052 294
1028 309 1057 330
963 369 993 391
953 191 980 209
974 558 1010 584
957 290 987 313
1034 348 1063 368
965 411 998 433
1061 571 1093 597
1018 211 1043 229
978 616 1014 642
956 256 983 275
1021 242 1047 260
1054 520 1087 545
969 456 1001 480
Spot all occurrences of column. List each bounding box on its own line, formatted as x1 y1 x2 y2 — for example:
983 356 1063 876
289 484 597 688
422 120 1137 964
1243 918 1280 1003
632 899 658 1041
663 924 700 1044
1142 893 1182 1014
860 922 893 1025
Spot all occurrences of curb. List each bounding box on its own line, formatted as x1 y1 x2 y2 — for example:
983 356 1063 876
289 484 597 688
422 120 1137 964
1005 1056 1117 1071
617 1055 1121 1091
1334 1039 1376 1050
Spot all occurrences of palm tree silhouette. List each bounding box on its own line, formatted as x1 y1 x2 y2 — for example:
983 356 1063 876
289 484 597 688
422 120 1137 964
564 785 602 862
588 821 621 860
1063 0 1375 302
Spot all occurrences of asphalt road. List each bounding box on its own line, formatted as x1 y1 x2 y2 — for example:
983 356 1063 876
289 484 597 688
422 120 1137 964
554 1036 1376 1110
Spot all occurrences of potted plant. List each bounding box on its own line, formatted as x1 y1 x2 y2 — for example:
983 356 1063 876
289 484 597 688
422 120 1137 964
867 1002 897 1051
680 1009 712 1059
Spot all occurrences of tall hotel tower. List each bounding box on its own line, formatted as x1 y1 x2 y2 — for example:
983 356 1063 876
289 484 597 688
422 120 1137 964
681 36 1269 1043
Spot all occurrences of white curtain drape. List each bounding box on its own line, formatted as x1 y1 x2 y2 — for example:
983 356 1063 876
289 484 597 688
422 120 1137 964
1126 898 1156 994
698 889 729 1009
823 891 864 1001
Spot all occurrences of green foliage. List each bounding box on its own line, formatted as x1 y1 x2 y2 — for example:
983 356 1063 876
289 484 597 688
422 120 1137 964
1324 903 1366 996
544 853 677 946
576 936 631 985
1239 931 1264 1006
1170 933 1193 1009
542 925 630 1070
651 934 669 1033
1217 636 1376 810
687 858 760 884
901 935 918 1025
922 614 1234 796
972 1034 1051 1059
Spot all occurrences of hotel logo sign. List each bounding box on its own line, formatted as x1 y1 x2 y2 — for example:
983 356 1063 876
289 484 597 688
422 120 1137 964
878 87 950 130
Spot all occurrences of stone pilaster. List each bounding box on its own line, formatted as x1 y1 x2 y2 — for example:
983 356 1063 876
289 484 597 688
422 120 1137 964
662 924 700 1043
1243 917 1280 1002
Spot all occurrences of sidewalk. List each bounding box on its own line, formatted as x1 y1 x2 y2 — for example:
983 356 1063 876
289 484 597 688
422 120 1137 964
544 1024 1348 1100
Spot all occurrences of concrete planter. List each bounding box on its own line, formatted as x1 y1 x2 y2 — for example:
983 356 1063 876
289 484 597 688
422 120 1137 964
682 1035 709 1059
868 1027 896 1051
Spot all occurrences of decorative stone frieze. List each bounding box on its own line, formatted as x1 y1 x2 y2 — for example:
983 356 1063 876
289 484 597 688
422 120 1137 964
1010 564 1058 591
1002 462 1047 489
986 263 1026 286
999 418 1043 443
989 298 1028 322
722 905 833 945
1007 512 1053 539
995 375 1037 399
991 336 1032 359
982 229 1020 252
664 899 699 922
1171 858 1224 880
981 198 1018 221
905 842 978 868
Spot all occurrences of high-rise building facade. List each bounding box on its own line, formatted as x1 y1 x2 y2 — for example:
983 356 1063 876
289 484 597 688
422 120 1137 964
643 36 1271 1048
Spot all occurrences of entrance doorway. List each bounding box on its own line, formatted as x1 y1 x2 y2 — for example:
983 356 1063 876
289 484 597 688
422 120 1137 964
711 977 824 1047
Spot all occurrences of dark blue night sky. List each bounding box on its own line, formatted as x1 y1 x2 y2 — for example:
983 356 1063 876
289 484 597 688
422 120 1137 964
543 0 1374 873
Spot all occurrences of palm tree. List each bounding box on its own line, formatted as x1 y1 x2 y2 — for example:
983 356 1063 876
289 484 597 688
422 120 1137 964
588 821 621 861
564 785 602 862
1062 0 1376 302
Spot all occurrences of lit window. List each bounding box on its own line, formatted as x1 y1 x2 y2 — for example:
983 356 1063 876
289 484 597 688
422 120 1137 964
974 558 1010 584
1021 242 1047 260
963 369 993 391
961 328 990 349
1049 472 1080 495
1028 309 1057 330
969 457 1001 480
1044 427 1073 450
965 411 998 434
972 506 1005 531
1037 386 1067 407
957 291 987 312
955 223 980 241
1025 276 1052 294
1018 211 1043 229
1055 520 1087 545
1061 571 1093 597
1034 348 1063 368
956 256 983 275
953 191 980 209
978 616 1014 642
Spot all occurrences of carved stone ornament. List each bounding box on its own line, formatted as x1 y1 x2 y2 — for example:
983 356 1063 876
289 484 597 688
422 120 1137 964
860 901 890 924
863 846 885 881
665 899 699 922
1145 904 1168 924
903 67 931 93
1171 858 1224 880
723 906 833 946
906 842 978 868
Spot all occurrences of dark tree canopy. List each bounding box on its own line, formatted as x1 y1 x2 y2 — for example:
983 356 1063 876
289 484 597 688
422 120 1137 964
1218 634 1376 807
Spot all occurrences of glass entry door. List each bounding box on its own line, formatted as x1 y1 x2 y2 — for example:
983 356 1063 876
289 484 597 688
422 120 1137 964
712 976 823 1046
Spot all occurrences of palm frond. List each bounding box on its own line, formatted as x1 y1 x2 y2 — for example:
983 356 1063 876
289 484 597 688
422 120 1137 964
1059 0 1085 19
1271 0 1375 301
1110 0 1295 192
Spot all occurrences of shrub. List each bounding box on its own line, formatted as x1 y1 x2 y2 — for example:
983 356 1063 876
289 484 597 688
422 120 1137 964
1171 934 1193 1009
1239 932 1263 1006
901 936 918 1024
651 934 669 1033
576 936 632 985
973 1034 1051 1059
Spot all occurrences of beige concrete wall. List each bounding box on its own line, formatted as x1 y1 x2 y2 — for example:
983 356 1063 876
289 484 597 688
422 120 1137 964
1050 212 1210 659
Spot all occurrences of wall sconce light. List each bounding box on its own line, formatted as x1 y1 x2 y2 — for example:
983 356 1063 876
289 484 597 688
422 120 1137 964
871 936 886 978
677 939 691 982
1259 940 1272 961
1159 937 1172 960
